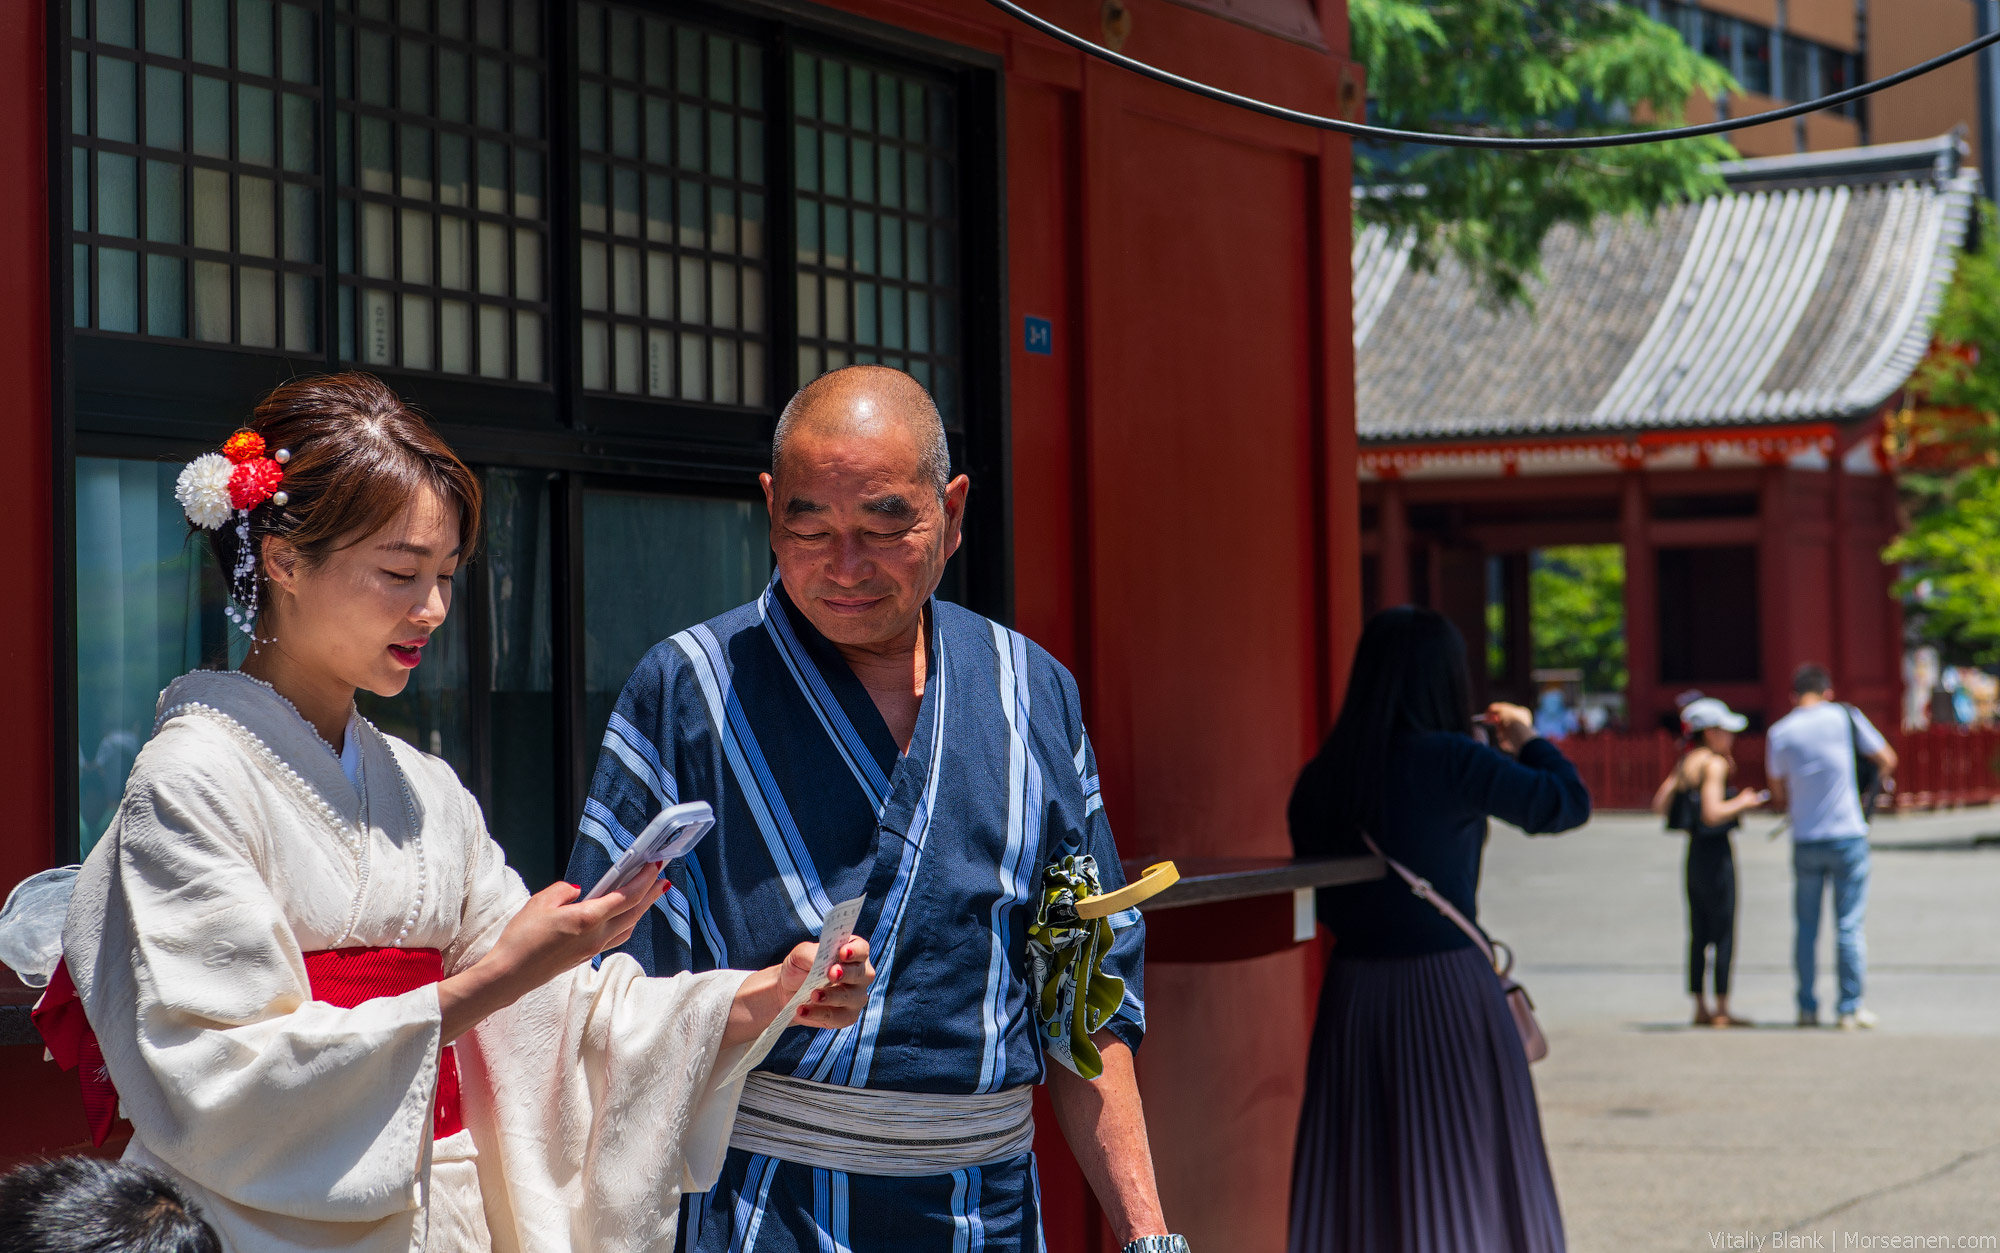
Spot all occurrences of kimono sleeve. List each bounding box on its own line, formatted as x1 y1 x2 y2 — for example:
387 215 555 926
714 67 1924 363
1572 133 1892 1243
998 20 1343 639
441 769 770 1253
1044 661 1147 1055
64 724 442 1224
566 642 699 976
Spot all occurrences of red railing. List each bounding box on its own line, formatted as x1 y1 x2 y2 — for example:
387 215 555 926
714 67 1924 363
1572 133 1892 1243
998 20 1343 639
1558 727 2000 812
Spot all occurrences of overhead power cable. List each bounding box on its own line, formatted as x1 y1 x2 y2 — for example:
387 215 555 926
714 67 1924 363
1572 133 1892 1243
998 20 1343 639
980 0 2000 151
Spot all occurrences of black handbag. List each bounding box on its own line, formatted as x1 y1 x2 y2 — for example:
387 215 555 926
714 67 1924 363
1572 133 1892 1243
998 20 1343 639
1844 704 1886 817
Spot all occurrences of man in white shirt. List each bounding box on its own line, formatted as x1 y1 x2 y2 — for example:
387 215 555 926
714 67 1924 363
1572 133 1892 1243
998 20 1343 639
1765 664 1898 1029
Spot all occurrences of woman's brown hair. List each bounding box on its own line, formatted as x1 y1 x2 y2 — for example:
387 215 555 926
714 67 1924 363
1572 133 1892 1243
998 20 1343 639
203 373 482 615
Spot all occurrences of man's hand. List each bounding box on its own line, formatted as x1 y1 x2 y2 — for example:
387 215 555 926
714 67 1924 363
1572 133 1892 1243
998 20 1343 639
1047 1034 1169 1245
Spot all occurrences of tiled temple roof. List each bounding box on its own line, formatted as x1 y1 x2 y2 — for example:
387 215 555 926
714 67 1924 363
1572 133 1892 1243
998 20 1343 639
1353 134 1977 445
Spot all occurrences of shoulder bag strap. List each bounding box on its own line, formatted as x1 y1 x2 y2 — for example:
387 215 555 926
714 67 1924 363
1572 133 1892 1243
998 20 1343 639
1360 831 1503 973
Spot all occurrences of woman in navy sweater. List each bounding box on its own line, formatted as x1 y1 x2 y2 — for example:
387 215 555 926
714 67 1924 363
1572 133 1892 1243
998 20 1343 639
1287 607 1591 1253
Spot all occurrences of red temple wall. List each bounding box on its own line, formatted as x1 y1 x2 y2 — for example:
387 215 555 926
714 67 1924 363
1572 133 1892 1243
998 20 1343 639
1359 460 1906 738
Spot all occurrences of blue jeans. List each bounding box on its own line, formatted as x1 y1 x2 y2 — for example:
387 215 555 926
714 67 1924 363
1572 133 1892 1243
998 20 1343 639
1793 835 1870 1016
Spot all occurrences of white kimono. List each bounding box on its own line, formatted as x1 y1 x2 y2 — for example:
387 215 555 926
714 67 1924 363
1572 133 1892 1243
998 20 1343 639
64 670 766 1253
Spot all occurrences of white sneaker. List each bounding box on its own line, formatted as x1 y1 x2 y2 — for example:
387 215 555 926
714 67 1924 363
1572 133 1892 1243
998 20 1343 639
1837 1008 1879 1030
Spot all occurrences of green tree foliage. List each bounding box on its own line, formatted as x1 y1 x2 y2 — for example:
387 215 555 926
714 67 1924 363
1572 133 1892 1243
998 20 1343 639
1352 0 1739 305
1884 204 2000 662
1884 470 2000 660
1531 545 1627 692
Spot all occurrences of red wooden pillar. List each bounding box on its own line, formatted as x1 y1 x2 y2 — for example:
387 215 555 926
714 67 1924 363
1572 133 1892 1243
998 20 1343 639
1379 477 1410 608
1829 451 1847 685
1620 472 1657 732
0 0 71 1167
1759 467 1793 725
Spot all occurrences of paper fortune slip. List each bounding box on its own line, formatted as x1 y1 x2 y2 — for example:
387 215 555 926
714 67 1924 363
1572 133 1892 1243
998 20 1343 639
716 895 865 1089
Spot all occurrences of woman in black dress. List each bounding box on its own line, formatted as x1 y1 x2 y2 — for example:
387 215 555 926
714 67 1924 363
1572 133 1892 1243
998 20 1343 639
1650 697 1766 1028
1288 607 1591 1253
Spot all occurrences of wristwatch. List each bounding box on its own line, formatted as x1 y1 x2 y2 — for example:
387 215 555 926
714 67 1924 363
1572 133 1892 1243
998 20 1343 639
1122 1238 1191 1253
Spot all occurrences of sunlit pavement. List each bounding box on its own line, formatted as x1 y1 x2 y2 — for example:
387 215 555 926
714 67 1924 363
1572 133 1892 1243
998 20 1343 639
1479 806 2000 1252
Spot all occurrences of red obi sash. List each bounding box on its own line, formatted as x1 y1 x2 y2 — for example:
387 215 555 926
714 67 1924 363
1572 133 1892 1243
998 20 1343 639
34 946 462 1147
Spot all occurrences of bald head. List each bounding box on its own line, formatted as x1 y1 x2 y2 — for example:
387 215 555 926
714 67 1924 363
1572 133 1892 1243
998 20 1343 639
771 366 950 502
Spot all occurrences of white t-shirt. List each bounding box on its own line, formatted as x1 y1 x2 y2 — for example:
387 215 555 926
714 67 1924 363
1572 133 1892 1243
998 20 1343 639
1766 701 1888 840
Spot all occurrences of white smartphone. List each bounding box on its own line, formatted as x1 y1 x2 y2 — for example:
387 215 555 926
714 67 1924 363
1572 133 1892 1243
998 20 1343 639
581 800 715 901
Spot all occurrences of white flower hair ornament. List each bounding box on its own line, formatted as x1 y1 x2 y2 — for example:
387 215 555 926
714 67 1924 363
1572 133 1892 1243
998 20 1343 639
174 431 292 638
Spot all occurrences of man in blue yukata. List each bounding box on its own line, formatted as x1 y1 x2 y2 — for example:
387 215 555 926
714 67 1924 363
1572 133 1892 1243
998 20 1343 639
566 366 1188 1253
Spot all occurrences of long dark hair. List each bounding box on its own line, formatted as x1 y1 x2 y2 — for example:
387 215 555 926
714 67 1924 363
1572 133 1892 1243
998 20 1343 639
1289 607 1475 858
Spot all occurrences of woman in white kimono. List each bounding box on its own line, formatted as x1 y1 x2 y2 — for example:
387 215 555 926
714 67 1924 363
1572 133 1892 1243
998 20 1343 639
46 373 874 1253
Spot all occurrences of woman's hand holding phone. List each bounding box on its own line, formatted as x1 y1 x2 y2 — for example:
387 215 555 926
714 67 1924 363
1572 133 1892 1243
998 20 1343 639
1481 702 1537 754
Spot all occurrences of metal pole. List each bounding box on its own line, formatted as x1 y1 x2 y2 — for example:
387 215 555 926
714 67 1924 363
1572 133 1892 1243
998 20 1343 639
1980 0 1997 198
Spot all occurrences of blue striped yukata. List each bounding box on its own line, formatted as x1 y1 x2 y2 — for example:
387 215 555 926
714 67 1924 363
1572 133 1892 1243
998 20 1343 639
566 575 1147 1252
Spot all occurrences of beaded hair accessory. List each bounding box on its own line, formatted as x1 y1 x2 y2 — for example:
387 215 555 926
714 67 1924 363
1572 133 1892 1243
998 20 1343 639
173 431 291 638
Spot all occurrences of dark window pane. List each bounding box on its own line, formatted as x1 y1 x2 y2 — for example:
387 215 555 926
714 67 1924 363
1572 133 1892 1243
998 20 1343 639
98 246 139 331
72 147 89 232
96 56 138 144
610 87 637 158
739 43 762 109
578 3 603 73
1742 22 1771 95
399 36 432 112
74 245 91 326
73 459 237 851
145 160 184 243
284 180 317 260
511 0 538 56
358 30 392 106
238 0 275 77
148 254 186 335
192 0 229 65
146 67 185 151
607 8 636 81
514 148 541 218
192 75 230 158
281 3 317 83
578 81 605 152
438 48 467 122
475 57 504 129
282 92 316 172
96 0 137 47
238 83 275 165
473 0 503 47
72 50 88 137
512 68 540 136
146 0 185 57
481 468 555 886
707 33 732 104
96 150 138 236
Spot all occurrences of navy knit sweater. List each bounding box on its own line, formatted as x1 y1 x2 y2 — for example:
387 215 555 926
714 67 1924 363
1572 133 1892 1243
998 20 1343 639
1290 732 1592 958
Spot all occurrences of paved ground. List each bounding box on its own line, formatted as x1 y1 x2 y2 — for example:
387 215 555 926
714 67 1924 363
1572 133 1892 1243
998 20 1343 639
1478 806 2000 1253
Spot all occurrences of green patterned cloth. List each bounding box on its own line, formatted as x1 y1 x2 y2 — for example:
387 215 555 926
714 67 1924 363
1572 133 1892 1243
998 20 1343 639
1026 854 1126 1080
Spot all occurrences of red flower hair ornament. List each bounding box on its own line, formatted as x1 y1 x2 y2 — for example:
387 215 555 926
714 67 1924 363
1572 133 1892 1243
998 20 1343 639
172 430 294 638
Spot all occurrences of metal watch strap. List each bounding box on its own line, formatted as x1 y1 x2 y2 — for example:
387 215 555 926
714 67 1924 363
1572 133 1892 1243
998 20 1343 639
1122 1238 1191 1253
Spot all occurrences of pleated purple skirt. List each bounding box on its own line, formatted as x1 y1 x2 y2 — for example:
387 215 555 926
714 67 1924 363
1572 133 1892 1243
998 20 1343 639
1288 945 1566 1253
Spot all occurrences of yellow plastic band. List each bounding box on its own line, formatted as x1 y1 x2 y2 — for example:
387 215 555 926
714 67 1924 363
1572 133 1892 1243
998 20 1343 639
1074 861 1180 919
